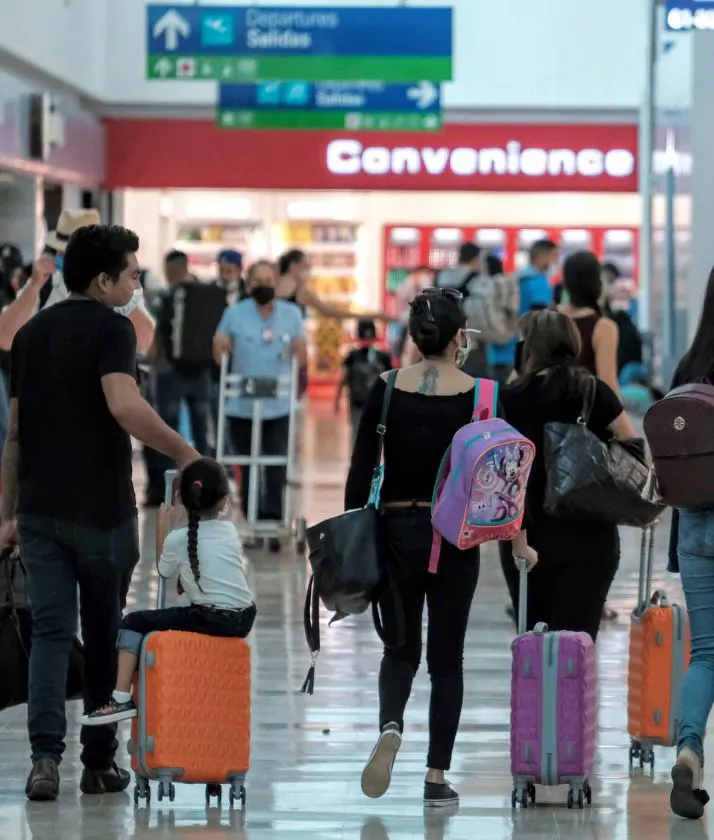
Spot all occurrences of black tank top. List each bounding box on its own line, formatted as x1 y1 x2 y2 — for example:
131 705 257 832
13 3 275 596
573 313 599 376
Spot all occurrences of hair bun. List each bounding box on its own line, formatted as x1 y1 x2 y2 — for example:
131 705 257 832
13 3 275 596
413 321 441 355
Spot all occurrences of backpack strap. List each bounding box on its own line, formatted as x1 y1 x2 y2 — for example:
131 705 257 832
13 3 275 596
300 573 321 695
473 378 499 421
368 371 398 507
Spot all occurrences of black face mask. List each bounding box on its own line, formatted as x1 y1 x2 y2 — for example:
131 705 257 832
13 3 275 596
251 286 275 306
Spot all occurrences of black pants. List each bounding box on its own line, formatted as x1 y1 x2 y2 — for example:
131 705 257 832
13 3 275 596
375 509 480 771
230 416 289 521
118 603 257 655
500 520 620 641
18 515 139 769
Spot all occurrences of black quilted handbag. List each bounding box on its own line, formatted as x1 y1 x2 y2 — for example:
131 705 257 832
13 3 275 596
543 376 664 527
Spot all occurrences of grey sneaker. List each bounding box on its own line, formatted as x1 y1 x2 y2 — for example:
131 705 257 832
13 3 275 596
361 724 402 799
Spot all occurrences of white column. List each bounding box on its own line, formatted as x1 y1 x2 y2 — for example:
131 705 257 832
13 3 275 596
688 29 714 341
0 174 41 261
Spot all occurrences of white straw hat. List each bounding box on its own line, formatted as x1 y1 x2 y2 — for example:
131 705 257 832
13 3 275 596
45 208 101 253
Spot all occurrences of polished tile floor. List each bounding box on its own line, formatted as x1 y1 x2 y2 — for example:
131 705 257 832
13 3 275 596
0 407 711 839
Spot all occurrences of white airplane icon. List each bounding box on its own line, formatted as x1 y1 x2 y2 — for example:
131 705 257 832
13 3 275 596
204 18 228 34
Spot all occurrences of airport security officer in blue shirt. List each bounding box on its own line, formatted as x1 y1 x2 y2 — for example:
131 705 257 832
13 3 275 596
214 260 306 550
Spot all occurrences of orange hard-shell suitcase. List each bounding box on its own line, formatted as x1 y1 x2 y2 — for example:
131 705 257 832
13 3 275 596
129 471 251 808
627 526 690 769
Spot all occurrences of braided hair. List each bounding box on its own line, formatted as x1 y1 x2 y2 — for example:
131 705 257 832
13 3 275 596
179 458 230 591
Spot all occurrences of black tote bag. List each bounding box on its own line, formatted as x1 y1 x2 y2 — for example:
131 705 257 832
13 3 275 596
543 376 663 528
0 549 84 711
301 372 399 694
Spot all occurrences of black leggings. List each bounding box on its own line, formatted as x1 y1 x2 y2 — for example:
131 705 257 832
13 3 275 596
500 520 620 641
375 509 480 771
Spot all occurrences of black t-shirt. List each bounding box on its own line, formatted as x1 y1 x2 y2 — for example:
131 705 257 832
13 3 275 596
500 371 622 529
345 377 476 509
10 299 138 528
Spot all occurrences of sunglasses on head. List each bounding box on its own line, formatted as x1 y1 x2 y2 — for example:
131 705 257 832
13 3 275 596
416 287 463 321
418 287 463 301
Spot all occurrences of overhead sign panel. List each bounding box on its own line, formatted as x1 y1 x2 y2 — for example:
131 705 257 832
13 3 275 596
147 5 453 82
217 81 442 131
665 0 714 30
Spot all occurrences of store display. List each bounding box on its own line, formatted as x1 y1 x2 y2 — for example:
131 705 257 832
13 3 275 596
278 222 364 389
174 222 264 281
382 224 639 315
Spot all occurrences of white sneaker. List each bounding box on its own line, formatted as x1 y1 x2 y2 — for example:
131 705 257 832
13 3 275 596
361 724 402 799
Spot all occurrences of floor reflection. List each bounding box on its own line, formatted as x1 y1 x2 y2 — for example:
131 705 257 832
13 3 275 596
0 404 709 839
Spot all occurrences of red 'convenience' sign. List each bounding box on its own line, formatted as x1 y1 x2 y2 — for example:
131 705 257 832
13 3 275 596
105 119 639 193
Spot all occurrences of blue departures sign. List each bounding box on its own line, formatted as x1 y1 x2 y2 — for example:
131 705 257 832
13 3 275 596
147 5 453 82
216 81 442 131
665 0 714 30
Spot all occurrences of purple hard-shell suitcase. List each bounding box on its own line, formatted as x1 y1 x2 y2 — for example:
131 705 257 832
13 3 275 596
510 563 597 809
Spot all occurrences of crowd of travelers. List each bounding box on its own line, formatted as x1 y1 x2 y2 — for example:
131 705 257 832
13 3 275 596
0 213 711 823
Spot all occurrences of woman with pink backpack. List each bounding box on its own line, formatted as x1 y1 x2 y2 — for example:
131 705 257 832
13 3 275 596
345 288 538 808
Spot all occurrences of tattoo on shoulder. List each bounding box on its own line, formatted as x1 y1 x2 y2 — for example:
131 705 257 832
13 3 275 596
418 366 439 395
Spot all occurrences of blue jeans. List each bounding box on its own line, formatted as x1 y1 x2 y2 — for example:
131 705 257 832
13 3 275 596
118 603 257 655
19 515 139 769
155 369 211 456
677 507 714 760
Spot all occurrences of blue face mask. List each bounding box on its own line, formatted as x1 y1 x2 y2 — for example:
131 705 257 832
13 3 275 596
54 253 63 272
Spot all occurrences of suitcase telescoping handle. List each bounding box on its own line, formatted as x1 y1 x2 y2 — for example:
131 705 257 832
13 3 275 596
156 469 181 610
516 557 529 636
636 525 656 616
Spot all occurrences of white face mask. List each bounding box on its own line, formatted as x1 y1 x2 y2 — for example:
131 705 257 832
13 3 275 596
456 329 480 368
114 288 143 318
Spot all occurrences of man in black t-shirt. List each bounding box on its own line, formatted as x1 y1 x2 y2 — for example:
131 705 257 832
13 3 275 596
0 225 199 802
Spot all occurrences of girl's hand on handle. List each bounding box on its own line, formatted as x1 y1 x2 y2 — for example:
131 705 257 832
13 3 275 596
514 544 539 570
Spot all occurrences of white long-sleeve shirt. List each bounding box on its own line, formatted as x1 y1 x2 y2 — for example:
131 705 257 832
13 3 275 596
158 520 253 610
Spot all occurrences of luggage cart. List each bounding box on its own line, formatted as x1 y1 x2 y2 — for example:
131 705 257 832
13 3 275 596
215 354 307 554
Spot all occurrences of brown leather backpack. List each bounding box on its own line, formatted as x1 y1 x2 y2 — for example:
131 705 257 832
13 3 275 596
643 383 714 508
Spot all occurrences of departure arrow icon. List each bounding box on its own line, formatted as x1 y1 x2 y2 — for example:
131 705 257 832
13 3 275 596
407 81 439 110
153 57 173 78
153 9 191 52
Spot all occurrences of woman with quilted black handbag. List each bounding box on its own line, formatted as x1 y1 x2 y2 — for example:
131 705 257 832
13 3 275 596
499 309 638 641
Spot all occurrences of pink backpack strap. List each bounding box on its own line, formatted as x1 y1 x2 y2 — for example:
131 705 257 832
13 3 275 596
429 530 441 574
473 378 499 422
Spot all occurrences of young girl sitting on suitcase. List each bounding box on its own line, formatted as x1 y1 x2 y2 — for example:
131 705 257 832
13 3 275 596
82 457 256 725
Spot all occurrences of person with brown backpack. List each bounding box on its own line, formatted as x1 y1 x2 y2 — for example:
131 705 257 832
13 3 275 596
644 265 714 820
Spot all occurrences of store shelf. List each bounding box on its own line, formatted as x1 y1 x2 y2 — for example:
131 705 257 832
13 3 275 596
278 221 364 389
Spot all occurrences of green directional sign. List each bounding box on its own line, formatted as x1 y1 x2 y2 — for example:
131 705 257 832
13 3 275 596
216 82 443 132
216 109 442 131
146 6 453 82
148 55 450 83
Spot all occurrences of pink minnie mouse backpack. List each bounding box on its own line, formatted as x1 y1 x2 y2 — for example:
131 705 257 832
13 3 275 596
430 379 535 573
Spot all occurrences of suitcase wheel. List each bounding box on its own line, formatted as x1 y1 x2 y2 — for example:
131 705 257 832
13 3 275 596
133 777 151 807
584 781 592 805
229 784 247 809
628 741 641 767
157 781 175 802
567 787 585 810
206 783 222 806
640 748 655 770
511 784 532 809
